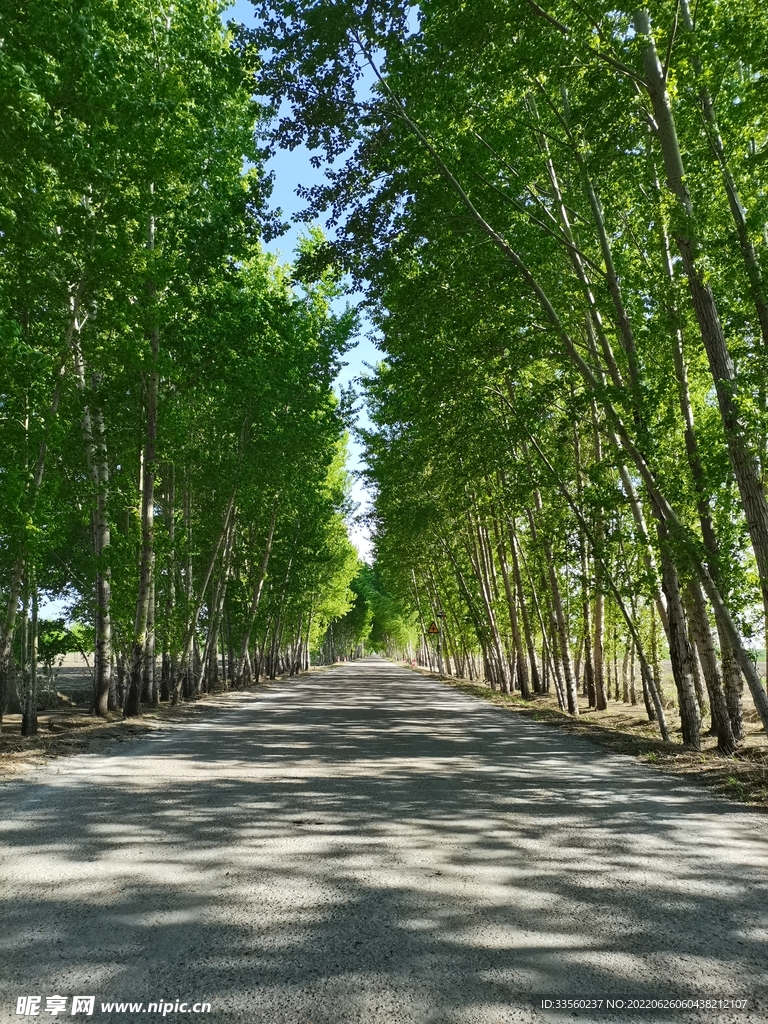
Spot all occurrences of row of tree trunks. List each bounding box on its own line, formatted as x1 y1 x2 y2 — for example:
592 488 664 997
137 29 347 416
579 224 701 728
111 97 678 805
361 22 761 747
406 425 758 750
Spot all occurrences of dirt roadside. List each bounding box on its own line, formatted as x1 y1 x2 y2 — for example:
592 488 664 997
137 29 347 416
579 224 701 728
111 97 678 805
0 666 341 781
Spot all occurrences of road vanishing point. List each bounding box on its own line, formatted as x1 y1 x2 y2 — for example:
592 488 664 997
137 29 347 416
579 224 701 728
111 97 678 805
1 657 767 1024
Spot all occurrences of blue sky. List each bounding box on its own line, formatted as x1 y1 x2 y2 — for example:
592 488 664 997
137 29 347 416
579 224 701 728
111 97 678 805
225 0 377 560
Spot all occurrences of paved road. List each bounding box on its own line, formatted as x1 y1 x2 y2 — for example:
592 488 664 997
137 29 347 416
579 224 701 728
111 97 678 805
1 657 767 1024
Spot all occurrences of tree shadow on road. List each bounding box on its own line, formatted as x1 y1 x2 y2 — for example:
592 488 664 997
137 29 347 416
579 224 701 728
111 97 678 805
1 660 767 1023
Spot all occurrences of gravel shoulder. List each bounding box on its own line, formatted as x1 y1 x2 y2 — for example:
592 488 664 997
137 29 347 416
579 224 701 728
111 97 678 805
1 656 767 1024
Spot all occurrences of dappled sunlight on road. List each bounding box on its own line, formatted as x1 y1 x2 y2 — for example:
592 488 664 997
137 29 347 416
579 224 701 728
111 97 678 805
1 658 767 1023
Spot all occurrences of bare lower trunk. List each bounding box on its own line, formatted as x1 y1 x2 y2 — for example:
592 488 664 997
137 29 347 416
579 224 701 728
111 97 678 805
547 553 578 714
88 399 113 716
201 512 236 693
649 610 661 721
0 557 25 724
589 411 608 711
236 498 278 685
124 389 157 718
579 545 596 707
527 494 578 713
684 581 736 755
411 569 432 672
142 572 156 705
657 525 701 748
508 519 541 694
115 651 126 709
21 582 39 736
629 644 637 706
718 629 745 742
547 616 567 711
519 541 554 696
621 645 630 703
688 627 707 719
161 465 176 703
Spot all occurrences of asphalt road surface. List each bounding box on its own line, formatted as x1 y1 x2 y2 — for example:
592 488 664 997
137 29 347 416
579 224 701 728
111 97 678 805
2 657 767 1024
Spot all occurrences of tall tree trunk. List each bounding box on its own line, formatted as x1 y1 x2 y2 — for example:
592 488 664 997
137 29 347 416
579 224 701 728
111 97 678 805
468 509 508 691
546 614 567 710
201 511 236 693
573 423 596 707
161 465 176 703
547 554 578 714
411 568 433 672
636 9 768 628
528 492 578 715
225 607 235 685
683 581 736 755
142 571 156 705
1 558 25 726
588 405 608 711
236 497 278 685
21 578 39 736
687 622 707 721
494 516 530 698
656 523 701 748
508 519 542 694
719 632 745 742
124 204 160 719
629 642 637 706
19 583 29 733
92 398 113 714
73 341 113 717
517 534 555 695
303 605 313 671
621 645 630 703
679 0 768 351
